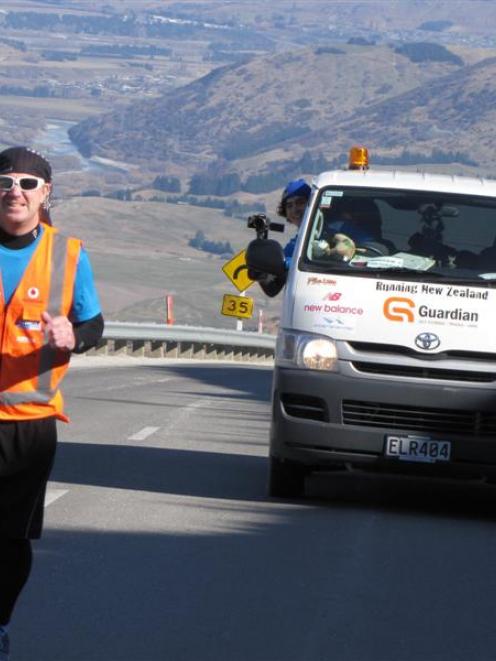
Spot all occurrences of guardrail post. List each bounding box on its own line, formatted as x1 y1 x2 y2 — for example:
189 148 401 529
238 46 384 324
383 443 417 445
131 340 145 356
108 339 127 355
144 340 164 358
86 339 108 356
192 342 206 359
165 340 179 358
179 342 193 359
204 343 218 360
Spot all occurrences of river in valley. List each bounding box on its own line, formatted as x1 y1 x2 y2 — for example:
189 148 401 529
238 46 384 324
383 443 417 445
33 119 129 174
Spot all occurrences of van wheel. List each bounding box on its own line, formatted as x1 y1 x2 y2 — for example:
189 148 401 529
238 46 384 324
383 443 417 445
268 457 307 498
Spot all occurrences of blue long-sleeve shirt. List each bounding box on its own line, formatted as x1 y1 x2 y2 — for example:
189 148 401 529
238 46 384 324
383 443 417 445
284 234 298 269
0 226 101 322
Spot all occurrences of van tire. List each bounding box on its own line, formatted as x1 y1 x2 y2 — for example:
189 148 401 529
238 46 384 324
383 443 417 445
268 457 307 498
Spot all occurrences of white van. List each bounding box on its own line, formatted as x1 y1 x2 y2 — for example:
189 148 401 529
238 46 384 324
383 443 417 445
247 148 496 497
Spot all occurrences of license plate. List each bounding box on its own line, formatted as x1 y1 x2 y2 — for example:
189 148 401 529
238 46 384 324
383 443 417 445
385 435 451 464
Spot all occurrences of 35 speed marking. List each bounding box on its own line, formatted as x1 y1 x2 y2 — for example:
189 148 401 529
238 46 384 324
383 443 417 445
221 294 254 319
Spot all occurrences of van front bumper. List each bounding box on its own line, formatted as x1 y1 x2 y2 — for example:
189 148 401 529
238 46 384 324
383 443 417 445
270 367 496 480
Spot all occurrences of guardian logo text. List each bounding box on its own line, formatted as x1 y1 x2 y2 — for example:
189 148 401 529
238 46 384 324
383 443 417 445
383 297 415 322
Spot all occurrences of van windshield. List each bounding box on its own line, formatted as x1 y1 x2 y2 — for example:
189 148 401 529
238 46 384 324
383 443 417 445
302 187 496 282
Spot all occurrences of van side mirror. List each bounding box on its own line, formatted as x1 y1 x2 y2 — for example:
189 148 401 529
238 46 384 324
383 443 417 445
246 239 286 278
246 239 287 297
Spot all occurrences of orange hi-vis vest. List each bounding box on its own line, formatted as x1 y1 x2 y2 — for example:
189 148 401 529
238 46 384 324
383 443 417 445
0 224 81 422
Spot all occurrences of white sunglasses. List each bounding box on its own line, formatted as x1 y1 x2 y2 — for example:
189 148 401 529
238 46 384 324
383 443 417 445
0 175 46 192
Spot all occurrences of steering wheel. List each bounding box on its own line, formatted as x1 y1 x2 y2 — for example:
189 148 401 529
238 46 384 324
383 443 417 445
356 242 388 257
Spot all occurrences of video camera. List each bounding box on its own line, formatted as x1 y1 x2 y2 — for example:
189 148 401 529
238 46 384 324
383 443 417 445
247 213 285 240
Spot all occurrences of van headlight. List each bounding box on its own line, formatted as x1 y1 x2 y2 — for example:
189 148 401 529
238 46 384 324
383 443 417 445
276 330 339 371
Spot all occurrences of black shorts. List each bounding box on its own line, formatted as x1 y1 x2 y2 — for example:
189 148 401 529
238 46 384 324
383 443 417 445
0 417 57 539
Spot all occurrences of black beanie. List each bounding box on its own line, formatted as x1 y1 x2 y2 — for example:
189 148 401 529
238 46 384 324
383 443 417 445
0 146 52 182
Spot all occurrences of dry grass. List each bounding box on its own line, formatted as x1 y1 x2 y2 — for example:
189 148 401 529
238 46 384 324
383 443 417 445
54 197 284 331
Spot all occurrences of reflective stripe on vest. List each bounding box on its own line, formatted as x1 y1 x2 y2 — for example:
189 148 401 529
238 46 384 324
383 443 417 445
0 230 76 407
0 391 53 405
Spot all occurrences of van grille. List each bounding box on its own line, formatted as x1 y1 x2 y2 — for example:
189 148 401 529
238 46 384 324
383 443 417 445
348 341 496 362
342 400 496 436
352 362 496 383
281 394 329 422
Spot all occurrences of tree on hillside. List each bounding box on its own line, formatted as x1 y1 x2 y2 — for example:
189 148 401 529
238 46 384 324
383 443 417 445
189 172 241 196
152 175 181 193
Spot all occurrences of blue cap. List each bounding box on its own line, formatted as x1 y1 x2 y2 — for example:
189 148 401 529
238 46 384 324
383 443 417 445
282 178 311 202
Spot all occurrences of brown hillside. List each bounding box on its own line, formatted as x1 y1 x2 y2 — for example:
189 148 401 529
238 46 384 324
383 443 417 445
323 56 496 168
54 196 284 331
68 43 461 174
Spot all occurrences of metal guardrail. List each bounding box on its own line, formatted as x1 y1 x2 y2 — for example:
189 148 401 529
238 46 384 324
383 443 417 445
85 322 277 362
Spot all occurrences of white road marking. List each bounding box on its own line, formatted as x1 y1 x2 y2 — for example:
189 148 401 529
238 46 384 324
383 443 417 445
44 489 69 508
128 426 161 441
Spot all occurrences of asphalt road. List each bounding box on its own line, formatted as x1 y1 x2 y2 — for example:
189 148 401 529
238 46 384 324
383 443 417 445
11 357 496 661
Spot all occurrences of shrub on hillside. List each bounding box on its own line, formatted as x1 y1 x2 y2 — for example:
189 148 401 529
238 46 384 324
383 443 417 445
418 20 453 32
314 46 345 55
223 200 265 218
189 230 234 256
394 42 463 66
373 148 478 167
347 38 375 46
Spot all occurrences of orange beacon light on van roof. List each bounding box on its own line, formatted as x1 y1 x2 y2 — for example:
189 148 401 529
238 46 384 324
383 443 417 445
348 145 369 170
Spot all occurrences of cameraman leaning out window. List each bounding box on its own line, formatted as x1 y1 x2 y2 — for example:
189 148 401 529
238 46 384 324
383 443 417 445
277 178 311 268
245 178 311 298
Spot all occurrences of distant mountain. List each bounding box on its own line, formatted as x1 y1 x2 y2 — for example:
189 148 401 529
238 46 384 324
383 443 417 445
68 42 477 183
324 55 496 169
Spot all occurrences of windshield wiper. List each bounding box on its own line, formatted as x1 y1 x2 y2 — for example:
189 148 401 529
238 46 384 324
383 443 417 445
353 266 445 277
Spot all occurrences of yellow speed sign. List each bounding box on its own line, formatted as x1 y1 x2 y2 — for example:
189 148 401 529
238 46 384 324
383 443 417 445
221 294 254 319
